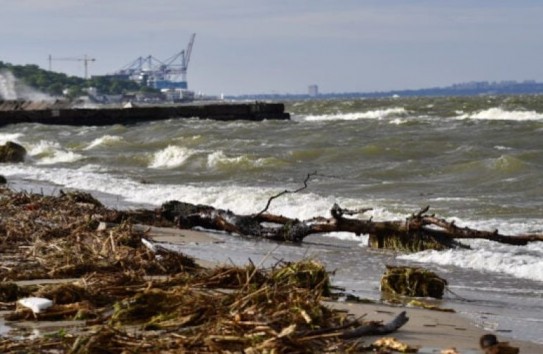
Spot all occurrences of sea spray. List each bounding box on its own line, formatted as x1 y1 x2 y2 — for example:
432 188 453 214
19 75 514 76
0 70 54 101
0 70 17 100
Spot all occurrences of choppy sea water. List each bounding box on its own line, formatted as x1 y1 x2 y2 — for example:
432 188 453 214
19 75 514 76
1 95 543 344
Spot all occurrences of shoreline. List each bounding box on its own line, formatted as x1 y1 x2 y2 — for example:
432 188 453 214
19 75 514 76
3 225 541 352
1 185 542 352
153 227 543 353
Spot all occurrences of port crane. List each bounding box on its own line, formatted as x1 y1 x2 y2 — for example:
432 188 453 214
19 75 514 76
115 33 196 89
48 54 96 79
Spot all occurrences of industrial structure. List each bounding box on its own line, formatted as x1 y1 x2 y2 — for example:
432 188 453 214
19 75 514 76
114 33 196 91
48 55 96 79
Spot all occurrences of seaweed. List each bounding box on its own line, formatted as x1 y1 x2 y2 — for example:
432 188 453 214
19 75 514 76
380 265 448 299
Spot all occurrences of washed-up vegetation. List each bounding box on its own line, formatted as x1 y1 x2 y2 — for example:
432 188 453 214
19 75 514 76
0 187 410 353
380 266 448 299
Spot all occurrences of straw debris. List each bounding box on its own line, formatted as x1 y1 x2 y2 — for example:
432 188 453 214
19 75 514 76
380 265 448 299
0 187 410 353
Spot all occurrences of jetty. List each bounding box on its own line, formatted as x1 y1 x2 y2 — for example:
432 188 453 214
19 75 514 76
0 100 290 127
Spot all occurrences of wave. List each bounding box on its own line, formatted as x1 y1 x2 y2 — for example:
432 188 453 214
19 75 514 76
84 135 125 150
206 150 279 170
27 140 83 165
0 132 24 145
441 154 530 178
149 145 195 169
457 107 543 121
398 242 543 282
299 107 407 122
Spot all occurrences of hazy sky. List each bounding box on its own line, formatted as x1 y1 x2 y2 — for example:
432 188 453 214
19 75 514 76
1 1 542 95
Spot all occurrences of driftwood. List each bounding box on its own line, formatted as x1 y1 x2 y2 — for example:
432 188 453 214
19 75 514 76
160 201 543 252
339 311 409 339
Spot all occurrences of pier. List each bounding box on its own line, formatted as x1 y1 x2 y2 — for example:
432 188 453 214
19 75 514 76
0 101 290 127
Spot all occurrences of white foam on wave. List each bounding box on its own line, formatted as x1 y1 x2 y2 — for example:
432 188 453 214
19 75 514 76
206 150 272 169
458 108 543 121
398 241 543 282
207 151 246 168
84 135 124 150
1 164 399 223
0 132 24 145
5 164 543 282
300 107 407 122
27 140 83 165
149 145 194 169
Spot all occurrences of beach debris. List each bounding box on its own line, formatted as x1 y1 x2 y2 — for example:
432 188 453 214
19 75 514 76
0 283 27 302
160 197 543 252
17 297 53 313
0 141 26 163
373 336 419 353
141 237 157 253
0 187 413 352
58 189 103 207
407 299 455 312
440 348 460 354
338 311 410 339
380 266 448 299
480 334 519 354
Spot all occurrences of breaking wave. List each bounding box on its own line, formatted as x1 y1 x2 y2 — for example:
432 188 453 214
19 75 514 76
28 140 84 165
398 242 543 282
149 145 194 169
457 108 543 121
85 135 125 150
300 107 407 121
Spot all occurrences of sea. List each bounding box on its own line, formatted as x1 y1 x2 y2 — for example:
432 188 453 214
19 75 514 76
1 95 542 344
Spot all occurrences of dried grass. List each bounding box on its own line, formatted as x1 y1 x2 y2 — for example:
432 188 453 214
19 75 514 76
0 187 390 353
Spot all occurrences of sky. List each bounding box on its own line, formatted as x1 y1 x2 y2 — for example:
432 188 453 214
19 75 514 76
1 0 543 95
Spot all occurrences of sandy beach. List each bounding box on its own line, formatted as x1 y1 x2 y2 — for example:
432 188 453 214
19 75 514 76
152 227 543 353
0 187 543 354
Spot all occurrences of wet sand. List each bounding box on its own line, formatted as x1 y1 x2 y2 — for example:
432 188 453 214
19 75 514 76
2 214 541 353
156 227 543 353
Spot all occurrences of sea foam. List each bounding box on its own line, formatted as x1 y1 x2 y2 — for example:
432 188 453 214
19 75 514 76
206 150 274 169
149 145 194 169
85 135 124 150
458 108 543 121
0 132 24 145
300 107 407 122
27 140 83 165
398 242 543 282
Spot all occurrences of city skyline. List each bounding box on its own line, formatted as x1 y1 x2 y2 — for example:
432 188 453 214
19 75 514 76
1 1 542 95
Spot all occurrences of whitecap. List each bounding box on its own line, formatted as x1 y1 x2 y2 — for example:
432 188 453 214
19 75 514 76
206 150 271 169
149 145 194 169
301 107 407 121
457 108 543 121
27 140 83 165
0 132 24 145
84 135 124 150
398 243 543 282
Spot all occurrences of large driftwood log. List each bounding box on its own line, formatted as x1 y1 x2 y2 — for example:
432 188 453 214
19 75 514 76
159 201 543 251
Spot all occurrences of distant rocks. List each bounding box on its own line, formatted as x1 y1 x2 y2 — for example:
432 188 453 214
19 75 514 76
0 141 27 163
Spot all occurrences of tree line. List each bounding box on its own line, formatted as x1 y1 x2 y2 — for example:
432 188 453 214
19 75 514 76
0 61 155 99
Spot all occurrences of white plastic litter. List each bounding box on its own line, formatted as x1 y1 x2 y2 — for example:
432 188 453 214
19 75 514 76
18 297 53 313
141 238 157 253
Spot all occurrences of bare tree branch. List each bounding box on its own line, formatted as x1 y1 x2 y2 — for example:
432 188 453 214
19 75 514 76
254 171 317 218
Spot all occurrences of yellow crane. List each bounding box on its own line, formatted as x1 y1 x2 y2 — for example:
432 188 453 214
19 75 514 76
48 54 96 79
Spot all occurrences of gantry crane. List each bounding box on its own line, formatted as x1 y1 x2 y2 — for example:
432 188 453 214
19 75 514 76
48 54 96 79
115 33 196 89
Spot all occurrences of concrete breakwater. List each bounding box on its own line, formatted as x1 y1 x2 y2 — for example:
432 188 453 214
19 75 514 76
0 101 290 126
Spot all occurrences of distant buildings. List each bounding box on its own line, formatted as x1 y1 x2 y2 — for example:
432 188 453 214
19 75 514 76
308 84 319 97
